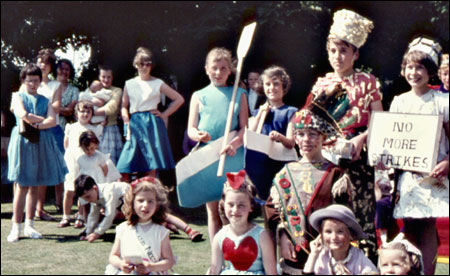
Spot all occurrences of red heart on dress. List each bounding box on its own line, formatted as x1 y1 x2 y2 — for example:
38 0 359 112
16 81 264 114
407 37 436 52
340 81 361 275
226 170 246 190
222 236 258 271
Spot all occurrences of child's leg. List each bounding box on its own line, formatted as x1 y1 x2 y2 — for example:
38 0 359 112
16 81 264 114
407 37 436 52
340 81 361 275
206 201 222 244
23 186 42 238
60 190 75 227
165 213 203 241
55 182 63 210
11 184 29 224
35 185 54 220
404 218 437 275
8 184 29 242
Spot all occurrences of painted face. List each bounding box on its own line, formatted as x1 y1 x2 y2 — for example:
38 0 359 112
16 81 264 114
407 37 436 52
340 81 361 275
262 75 284 104
99 69 113 88
81 186 98 203
379 249 410 275
82 142 98 157
321 219 352 252
439 67 449 90
57 62 71 82
133 190 157 223
248 72 260 91
327 40 358 76
404 60 430 90
295 129 324 158
37 58 52 76
205 59 231 87
224 191 252 225
24 75 41 94
77 107 93 125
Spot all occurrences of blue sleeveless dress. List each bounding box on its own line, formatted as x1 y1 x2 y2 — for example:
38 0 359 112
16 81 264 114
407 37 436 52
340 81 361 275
7 91 67 187
176 84 246 207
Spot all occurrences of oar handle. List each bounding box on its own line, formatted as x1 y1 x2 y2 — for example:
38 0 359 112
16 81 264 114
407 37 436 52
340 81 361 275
217 59 243 177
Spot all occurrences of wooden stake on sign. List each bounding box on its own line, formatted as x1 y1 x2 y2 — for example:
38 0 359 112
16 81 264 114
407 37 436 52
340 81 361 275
256 102 269 134
217 22 257 177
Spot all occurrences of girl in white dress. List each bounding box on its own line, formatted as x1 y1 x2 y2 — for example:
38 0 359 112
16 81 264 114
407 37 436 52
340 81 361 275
389 37 449 275
107 177 175 275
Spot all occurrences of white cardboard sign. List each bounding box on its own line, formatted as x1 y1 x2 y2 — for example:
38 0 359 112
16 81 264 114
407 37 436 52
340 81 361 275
367 111 443 173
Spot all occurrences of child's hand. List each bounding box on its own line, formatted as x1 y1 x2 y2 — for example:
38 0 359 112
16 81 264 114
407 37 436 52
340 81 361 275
259 102 270 113
150 109 168 121
120 260 134 274
430 159 449 181
135 261 153 275
197 130 211 143
220 144 236 156
349 134 365 161
309 235 323 256
269 131 283 142
280 231 297 262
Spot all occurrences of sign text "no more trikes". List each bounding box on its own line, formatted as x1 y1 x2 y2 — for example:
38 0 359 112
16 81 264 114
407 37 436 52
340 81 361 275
367 111 443 173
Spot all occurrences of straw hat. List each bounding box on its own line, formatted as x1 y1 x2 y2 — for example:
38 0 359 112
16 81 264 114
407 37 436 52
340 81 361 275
309 204 368 240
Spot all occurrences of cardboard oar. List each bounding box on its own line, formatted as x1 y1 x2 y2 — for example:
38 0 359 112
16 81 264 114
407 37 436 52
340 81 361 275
217 22 257 177
256 102 269 134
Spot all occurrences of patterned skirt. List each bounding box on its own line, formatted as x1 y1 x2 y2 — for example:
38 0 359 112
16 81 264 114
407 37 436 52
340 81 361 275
99 124 123 165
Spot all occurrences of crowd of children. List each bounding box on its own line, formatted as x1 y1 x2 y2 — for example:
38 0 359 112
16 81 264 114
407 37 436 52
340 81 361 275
4 7 448 275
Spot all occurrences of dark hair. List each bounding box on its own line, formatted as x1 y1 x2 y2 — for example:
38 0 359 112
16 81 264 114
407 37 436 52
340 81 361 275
98 64 113 72
122 178 169 225
36 48 57 77
75 100 94 121
326 37 358 54
20 63 42 82
57 59 75 80
257 65 292 95
401 50 438 78
74 174 97 198
219 177 261 224
79 130 100 150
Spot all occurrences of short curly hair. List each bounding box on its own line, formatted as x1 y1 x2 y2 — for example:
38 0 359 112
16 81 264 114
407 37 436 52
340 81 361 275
122 178 170 226
257 65 292 95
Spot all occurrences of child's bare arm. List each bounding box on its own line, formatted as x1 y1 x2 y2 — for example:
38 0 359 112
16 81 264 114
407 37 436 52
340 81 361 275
101 163 108 177
209 235 224 275
187 93 211 143
121 87 130 124
109 233 133 274
260 229 277 275
137 234 175 274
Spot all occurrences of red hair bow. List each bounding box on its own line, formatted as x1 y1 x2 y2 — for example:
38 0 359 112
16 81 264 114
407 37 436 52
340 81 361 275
131 176 156 189
226 170 246 190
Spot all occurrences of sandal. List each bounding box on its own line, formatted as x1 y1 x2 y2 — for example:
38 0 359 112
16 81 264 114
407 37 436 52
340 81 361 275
58 218 70 228
74 219 85 229
36 210 55 221
187 228 203 242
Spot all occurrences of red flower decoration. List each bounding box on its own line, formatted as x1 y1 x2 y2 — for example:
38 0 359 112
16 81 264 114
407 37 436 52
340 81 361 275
223 236 258 271
279 178 291 189
226 170 246 190
290 216 301 226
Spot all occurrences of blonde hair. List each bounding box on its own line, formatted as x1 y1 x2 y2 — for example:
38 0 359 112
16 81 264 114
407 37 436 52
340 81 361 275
133 47 153 67
122 177 170 226
378 242 422 275
205 47 235 73
439 53 449 73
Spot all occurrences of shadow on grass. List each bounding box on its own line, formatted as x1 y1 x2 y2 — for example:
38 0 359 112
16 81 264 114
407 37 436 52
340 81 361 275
1 211 13 219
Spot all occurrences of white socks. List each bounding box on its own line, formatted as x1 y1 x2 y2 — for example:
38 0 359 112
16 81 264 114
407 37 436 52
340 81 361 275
23 219 42 239
7 223 21 242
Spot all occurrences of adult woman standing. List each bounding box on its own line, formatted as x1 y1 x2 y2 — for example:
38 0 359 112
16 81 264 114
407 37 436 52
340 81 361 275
92 65 123 164
57 59 79 131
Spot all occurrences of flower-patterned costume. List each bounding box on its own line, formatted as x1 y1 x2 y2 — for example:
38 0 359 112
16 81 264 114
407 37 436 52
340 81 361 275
265 161 350 274
306 71 382 263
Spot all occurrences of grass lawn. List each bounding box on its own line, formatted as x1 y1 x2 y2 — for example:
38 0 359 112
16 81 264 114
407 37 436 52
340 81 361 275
2 200 448 275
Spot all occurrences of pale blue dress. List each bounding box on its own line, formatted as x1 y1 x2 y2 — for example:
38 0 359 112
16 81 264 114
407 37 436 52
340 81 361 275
176 84 246 207
7 91 67 186
216 224 266 275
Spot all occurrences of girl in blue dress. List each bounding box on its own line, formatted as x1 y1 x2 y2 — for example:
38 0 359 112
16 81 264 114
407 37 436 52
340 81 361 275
247 66 297 200
186 48 249 244
209 170 276 275
116 47 184 181
7 64 67 242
